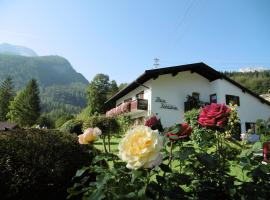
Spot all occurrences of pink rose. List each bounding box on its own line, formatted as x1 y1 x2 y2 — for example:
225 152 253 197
198 103 231 128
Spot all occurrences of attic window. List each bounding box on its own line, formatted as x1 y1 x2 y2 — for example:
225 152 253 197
226 95 240 106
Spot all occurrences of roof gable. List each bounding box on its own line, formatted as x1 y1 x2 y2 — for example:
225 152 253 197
105 62 270 107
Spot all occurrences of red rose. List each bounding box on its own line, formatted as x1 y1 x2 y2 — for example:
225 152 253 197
263 141 270 162
166 123 192 141
198 103 231 128
145 116 158 127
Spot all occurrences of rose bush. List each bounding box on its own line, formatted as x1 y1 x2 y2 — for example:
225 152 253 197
166 123 192 141
118 125 163 169
78 127 102 144
145 115 164 132
198 103 231 128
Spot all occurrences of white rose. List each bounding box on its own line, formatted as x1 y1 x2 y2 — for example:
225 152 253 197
118 126 163 169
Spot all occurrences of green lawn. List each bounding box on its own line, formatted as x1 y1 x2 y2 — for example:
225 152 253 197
93 135 249 181
94 135 122 154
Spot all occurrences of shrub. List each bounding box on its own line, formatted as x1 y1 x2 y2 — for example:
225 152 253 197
0 128 97 200
55 114 74 128
116 115 131 135
83 116 120 135
60 119 83 135
83 116 120 152
36 115 54 128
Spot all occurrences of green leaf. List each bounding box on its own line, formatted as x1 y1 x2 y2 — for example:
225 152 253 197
75 167 88 177
196 153 217 169
138 185 147 197
88 188 105 200
131 170 145 183
159 164 172 173
125 192 136 198
252 141 262 151
156 175 166 184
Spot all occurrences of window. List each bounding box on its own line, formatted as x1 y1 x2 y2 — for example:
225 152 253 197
226 95 240 106
210 94 217 103
245 122 256 133
192 92 200 101
136 91 144 99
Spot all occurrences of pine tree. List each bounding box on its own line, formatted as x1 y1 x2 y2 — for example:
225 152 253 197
8 79 40 127
0 76 14 121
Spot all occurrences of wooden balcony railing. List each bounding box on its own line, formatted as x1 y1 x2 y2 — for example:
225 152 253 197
106 99 148 117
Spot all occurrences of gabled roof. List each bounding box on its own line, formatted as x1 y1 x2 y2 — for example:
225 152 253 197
105 62 270 107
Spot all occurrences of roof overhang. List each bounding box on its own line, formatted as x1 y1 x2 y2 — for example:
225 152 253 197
105 62 270 108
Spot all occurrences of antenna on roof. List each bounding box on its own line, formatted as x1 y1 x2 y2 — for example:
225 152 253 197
153 58 159 69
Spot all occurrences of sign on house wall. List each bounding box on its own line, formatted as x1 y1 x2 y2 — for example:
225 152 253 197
155 97 178 110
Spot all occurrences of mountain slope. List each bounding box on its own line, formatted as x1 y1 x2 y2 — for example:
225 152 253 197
0 43 38 57
0 53 88 115
0 54 88 89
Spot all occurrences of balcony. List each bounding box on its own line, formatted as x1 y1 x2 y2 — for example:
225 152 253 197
106 99 148 117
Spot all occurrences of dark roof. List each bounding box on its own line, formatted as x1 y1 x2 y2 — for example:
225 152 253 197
0 122 18 131
105 62 270 107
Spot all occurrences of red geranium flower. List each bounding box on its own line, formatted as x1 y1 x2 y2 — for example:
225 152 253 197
166 123 192 141
198 103 231 128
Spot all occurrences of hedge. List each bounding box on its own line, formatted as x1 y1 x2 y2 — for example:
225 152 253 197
0 128 97 200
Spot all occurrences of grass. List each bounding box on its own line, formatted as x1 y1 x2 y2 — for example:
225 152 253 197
94 135 122 154
93 135 249 181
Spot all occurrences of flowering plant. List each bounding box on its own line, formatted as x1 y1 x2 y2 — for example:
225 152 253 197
166 123 192 141
78 127 102 144
118 126 163 169
145 114 164 132
198 103 231 128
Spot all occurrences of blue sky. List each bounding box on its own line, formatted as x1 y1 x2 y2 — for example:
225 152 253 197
0 0 269 84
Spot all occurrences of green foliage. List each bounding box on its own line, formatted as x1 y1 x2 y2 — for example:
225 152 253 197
0 128 97 200
36 115 54 128
55 114 74 128
69 107 270 199
0 54 88 90
83 116 120 135
224 70 270 94
8 79 41 127
0 76 14 121
184 108 214 143
87 74 111 114
107 80 119 99
60 119 83 135
40 82 87 114
116 115 132 135
0 54 88 115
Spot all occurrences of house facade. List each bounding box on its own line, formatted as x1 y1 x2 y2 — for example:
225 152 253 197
105 63 270 133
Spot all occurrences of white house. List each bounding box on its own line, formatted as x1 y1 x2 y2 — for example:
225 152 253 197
105 63 270 133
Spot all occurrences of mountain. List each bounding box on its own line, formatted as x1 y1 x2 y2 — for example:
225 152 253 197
224 70 270 94
0 52 89 115
0 43 38 57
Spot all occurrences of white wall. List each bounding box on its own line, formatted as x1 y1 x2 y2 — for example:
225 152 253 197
151 71 212 127
214 79 270 132
114 71 270 131
116 79 152 118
